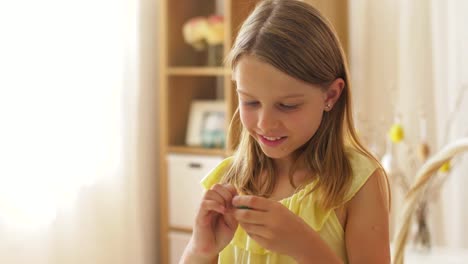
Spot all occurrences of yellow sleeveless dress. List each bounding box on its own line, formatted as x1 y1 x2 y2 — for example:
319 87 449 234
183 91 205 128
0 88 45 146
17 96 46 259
201 149 378 264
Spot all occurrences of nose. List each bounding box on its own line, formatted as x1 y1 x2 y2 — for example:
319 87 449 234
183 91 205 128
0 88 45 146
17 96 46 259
257 108 280 133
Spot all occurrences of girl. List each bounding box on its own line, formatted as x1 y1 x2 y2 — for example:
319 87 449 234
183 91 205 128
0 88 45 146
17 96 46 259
181 0 390 263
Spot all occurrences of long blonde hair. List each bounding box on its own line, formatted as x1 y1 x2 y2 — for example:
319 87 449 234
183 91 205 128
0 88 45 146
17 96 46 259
223 0 382 210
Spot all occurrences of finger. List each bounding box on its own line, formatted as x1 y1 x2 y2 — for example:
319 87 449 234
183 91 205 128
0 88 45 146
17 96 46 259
196 200 225 227
199 199 225 215
223 183 239 197
240 222 272 240
211 184 236 208
233 207 267 224
232 195 270 211
203 188 227 206
222 212 238 231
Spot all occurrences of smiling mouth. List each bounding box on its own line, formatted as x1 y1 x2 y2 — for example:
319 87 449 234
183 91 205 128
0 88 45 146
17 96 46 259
261 135 286 141
258 135 287 147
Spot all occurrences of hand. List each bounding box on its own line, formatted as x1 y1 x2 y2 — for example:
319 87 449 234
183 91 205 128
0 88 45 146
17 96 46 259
187 183 239 261
232 195 317 260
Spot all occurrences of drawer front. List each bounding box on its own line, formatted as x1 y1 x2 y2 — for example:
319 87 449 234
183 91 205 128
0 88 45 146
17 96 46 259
168 154 223 228
169 231 191 264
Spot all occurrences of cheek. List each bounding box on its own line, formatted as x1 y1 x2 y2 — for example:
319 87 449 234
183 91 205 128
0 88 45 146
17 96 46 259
289 109 324 130
239 108 256 129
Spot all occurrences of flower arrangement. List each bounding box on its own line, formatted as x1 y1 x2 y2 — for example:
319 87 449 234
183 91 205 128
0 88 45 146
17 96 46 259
182 15 224 51
392 138 468 264
381 115 442 250
380 84 468 251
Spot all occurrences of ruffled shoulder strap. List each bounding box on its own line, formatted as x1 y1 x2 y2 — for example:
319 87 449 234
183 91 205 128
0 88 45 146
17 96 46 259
297 149 379 231
200 157 233 190
342 148 379 204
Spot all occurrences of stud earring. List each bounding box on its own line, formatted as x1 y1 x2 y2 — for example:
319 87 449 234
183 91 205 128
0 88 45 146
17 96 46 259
326 103 331 110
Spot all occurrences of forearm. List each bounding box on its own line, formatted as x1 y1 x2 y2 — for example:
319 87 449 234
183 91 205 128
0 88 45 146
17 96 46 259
179 241 217 264
292 227 343 264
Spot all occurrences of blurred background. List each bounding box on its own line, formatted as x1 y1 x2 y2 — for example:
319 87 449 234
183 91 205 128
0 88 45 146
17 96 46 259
0 0 467 263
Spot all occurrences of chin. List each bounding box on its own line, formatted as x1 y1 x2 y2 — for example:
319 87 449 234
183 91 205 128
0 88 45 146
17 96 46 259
259 147 292 160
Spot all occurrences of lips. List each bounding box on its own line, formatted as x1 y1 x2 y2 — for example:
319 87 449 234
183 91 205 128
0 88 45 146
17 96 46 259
263 136 284 141
259 134 287 147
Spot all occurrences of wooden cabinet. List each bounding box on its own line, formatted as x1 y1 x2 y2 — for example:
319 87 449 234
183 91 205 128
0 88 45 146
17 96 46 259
167 154 223 229
168 231 192 264
158 1 260 263
158 0 348 263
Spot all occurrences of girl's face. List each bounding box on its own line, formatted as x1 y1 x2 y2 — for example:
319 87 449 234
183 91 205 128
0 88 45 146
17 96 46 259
234 55 329 162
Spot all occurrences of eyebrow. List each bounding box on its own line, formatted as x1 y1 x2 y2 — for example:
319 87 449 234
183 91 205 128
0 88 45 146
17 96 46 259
236 89 304 99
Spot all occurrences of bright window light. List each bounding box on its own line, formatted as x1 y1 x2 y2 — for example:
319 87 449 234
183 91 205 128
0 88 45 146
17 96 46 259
0 0 127 231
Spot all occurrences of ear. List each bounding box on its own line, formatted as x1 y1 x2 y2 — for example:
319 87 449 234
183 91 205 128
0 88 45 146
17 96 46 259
323 78 345 111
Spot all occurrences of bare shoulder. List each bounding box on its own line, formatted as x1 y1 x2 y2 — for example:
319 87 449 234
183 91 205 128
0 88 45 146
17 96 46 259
348 168 390 212
345 169 391 263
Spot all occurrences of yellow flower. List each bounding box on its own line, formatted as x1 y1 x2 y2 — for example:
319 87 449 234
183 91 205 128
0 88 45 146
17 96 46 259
389 124 404 143
439 161 451 173
205 15 224 45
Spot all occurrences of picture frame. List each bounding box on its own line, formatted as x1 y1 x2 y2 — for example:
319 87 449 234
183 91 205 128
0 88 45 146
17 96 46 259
186 100 226 148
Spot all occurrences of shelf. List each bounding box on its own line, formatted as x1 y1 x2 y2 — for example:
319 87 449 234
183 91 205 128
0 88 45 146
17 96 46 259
160 1 259 263
170 226 193 234
168 145 226 156
167 67 229 76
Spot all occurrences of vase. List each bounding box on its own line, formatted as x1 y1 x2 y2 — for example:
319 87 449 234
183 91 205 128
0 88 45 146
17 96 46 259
412 200 431 251
207 44 223 67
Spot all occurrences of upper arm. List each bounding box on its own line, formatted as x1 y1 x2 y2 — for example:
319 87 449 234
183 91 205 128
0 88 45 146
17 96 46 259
345 168 391 263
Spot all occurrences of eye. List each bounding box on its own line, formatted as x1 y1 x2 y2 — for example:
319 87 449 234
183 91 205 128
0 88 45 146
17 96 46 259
278 103 299 110
242 101 260 107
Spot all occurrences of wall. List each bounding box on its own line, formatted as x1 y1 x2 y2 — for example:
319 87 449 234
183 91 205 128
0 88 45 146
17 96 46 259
137 0 160 262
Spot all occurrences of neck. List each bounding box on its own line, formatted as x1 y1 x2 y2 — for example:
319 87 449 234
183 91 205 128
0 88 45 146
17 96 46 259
273 156 294 176
272 156 309 184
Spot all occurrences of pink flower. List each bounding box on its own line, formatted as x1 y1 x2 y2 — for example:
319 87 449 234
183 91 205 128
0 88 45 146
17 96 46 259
182 15 224 50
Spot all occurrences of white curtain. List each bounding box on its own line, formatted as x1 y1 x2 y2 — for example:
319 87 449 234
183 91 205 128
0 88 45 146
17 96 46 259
0 0 158 263
349 0 468 248
431 0 468 248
